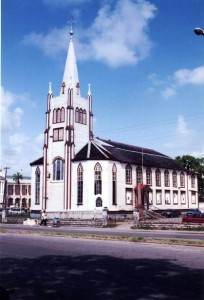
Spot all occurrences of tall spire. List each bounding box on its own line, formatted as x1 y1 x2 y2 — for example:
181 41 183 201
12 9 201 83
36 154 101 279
48 82 52 95
61 28 80 96
87 83 91 96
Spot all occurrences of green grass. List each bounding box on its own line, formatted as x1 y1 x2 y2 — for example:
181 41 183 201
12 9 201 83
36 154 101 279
0 228 204 247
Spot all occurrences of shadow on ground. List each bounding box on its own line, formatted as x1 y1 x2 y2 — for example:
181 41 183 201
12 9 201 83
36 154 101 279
0 255 203 300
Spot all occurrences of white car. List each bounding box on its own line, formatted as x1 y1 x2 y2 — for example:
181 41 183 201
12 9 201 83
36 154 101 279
9 207 25 214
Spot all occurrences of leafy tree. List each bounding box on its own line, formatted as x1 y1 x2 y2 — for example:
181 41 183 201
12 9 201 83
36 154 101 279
175 155 204 198
13 172 23 185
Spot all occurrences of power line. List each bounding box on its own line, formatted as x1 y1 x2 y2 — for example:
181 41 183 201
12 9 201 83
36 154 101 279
95 113 204 135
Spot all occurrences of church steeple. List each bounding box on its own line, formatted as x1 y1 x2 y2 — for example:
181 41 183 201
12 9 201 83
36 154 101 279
61 28 80 96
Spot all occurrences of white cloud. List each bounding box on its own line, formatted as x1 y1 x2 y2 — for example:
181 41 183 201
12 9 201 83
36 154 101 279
87 0 156 67
161 87 176 99
23 0 157 67
0 86 24 132
160 66 204 100
23 27 69 58
164 115 204 157
176 115 190 135
0 86 43 176
1 132 44 176
174 66 204 85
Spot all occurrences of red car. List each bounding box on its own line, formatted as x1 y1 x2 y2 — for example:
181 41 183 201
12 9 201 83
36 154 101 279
182 214 204 223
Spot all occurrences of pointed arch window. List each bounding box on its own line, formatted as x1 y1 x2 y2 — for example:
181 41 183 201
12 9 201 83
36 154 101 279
126 165 132 184
75 107 87 125
191 174 195 188
61 107 65 122
82 110 87 125
53 109 57 124
146 168 152 185
75 107 79 123
112 164 117 205
35 167 40 205
180 172 185 188
172 171 177 188
164 170 170 187
77 164 83 205
94 163 102 195
56 108 61 123
155 169 161 186
53 158 64 181
136 167 143 185
79 108 83 124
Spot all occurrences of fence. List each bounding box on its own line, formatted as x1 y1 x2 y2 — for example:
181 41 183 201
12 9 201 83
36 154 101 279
31 210 104 220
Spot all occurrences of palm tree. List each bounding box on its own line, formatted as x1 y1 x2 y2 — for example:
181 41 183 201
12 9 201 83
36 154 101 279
13 172 23 207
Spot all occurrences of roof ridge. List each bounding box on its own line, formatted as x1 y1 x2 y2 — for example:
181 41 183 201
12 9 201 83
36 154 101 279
92 140 110 158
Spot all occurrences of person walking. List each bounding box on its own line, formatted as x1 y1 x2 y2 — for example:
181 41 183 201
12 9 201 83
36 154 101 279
40 210 47 226
133 208 140 227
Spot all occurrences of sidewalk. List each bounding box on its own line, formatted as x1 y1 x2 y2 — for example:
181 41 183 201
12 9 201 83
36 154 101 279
114 222 133 230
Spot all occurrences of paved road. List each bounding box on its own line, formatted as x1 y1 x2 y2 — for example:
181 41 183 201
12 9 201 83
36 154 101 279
1 223 204 241
0 233 204 300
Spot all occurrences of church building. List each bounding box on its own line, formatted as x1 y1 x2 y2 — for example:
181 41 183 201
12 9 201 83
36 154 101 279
30 29 198 218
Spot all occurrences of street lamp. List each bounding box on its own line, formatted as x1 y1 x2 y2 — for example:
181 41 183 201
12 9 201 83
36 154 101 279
194 27 204 36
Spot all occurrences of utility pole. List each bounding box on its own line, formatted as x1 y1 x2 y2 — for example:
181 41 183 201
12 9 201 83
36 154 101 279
3 167 10 207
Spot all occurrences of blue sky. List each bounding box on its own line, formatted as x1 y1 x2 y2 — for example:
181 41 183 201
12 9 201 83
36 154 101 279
1 0 204 176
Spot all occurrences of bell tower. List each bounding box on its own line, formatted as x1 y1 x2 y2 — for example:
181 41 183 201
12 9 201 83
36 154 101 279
42 28 94 211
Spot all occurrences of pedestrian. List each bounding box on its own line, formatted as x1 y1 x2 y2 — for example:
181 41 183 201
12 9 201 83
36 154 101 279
40 210 47 226
133 208 140 227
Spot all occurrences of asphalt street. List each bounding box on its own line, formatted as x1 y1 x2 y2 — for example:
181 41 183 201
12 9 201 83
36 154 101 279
0 232 204 300
1 223 204 241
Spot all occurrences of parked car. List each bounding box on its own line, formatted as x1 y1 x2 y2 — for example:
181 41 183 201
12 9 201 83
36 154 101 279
186 209 201 217
161 209 181 218
182 214 204 223
8 207 25 215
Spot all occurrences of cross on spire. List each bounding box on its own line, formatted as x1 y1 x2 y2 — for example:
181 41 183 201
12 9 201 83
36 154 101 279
68 18 76 37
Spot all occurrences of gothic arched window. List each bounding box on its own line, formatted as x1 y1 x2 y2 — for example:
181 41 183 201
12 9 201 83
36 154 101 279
125 165 132 184
75 107 79 123
61 107 65 122
79 108 83 124
112 164 117 205
155 169 161 186
77 164 83 205
172 171 177 188
191 174 195 188
136 167 143 185
94 163 102 195
56 108 61 123
82 110 87 125
164 170 169 187
53 158 64 181
53 109 57 124
146 168 152 185
35 167 40 205
180 172 185 188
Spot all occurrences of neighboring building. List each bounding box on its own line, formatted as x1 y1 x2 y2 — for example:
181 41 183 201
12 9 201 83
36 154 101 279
30 29 198 217
6 175 31 209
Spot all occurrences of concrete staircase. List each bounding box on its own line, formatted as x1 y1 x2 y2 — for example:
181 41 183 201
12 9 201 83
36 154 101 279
145 210 165 220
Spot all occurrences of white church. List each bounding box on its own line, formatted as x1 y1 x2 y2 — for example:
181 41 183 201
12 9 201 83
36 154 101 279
30 29 198 218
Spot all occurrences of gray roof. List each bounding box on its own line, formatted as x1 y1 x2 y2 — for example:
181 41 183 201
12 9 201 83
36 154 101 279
73 138 184 171
30 157 44 166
